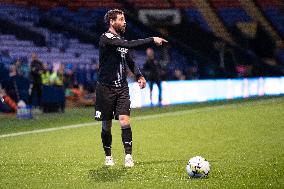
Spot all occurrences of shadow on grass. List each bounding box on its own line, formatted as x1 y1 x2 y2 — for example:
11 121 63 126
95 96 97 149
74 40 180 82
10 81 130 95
88 166 127 182
88 159 185 182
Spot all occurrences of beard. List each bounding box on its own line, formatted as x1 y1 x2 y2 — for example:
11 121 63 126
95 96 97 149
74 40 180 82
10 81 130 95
114 24 126 34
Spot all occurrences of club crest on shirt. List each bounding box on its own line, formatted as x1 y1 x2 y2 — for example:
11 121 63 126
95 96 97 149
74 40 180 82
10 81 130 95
117 47 128 58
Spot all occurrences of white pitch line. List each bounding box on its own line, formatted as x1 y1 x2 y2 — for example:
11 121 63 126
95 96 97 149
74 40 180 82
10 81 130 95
0 106 225 139
0 122 100 139
0 98 279 139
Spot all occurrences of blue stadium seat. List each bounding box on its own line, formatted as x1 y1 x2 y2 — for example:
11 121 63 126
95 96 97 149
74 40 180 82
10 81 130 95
262 7 284 38
185 9 212 32
217 8 252 27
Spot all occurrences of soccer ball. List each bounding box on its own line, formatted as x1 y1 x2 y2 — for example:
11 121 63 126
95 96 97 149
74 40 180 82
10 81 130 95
186 156 210 178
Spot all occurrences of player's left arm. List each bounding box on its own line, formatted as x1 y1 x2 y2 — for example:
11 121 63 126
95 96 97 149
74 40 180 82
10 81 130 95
126 52 146 89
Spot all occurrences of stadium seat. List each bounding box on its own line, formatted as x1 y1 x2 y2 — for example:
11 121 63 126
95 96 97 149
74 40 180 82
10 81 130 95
210 0 252 28
185 8 212 32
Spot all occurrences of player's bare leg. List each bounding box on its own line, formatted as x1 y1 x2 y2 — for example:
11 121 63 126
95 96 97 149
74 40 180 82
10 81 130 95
119 115 134 167
102 120 114 166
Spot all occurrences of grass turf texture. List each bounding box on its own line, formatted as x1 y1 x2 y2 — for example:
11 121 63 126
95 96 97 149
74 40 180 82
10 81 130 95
0 97 283 188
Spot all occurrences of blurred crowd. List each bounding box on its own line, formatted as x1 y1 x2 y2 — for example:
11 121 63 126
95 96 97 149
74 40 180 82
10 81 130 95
0 51 99 113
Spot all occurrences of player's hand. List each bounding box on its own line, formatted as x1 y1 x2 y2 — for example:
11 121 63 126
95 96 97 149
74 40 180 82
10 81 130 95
153 37 168 46
137 76 146 89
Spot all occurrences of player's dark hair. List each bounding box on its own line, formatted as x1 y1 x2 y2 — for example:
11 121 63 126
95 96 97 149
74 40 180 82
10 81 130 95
104 9 124 27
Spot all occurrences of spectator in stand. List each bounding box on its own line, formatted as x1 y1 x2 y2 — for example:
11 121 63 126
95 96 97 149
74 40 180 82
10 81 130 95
15 58 23 76
64 66 75 89
173 68 186 80
214 41 237 78
91 63 99 83
41 63 51 86
2 63 29 108
28 52 43 108
85 64 95 93
50 63 64 86
3 64 19 103
15 57 30 79
89 63 99 93
223 48 237 78
185 61 199 80
50 63 65 112
143 48 162 106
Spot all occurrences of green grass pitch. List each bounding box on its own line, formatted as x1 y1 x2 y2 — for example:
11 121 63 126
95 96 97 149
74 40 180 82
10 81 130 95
0 97 283 188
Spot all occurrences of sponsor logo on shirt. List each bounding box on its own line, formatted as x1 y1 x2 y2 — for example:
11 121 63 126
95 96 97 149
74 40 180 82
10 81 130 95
117 47 128 58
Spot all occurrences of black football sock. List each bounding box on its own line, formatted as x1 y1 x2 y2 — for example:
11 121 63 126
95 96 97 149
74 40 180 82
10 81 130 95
121 125 132 155
101 128 112 156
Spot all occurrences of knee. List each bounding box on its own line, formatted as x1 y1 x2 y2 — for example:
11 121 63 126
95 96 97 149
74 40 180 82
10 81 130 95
119 115 130 127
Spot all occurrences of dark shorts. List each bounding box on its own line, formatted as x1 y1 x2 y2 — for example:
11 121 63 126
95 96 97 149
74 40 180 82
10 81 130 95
95 82 131 121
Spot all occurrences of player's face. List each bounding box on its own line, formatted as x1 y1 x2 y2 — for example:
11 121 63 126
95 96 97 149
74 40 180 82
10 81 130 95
112 14 126 34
